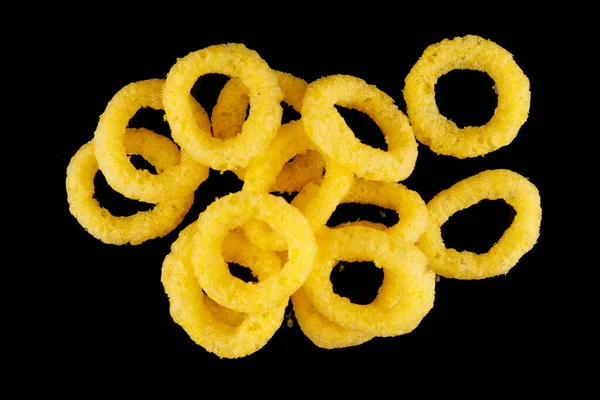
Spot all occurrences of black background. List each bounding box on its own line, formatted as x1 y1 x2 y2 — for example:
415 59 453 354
48 11 574 382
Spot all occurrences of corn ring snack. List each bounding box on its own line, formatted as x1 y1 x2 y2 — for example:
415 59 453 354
200 230 282 328
161 223 286 359
93 79 210 203
212 71 306 139
191 191 316 313
291 221 387 350
163 43 283 171
240 120 325 251
244 159 353 251
417 169 541 279
403 35 530 158
212 71 324 193
66 128 194 245
292 287 374 349
292 177 428 243
303 225 436 337
302 74 418 182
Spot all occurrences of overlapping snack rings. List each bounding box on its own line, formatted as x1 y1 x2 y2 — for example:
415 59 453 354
163 43 284 171
191 191 317 314
403 35 530 158
212 71 325 193
303 225 436 337
161 224 286 359
302 74 418 182
93 79 210 203
292 177 429 243
67 35 541 358
417 169 542 279
67 128 194 245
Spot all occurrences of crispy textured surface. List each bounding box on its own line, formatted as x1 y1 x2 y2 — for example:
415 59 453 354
93 79 210 203
212 71 324 193
403 35 530 158
302 74 418 182
303 226 436 337
163 43 283 171
292 286 374 349
417 169 542 279
161 223 286 359
294 177 428 244
66 128 194 245
191 191 317 313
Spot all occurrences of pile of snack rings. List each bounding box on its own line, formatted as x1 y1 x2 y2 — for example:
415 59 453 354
66 35 542 358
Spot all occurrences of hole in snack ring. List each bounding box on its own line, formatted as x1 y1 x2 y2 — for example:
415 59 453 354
93 171 155 217
436 70 497 129
191 73 231 118
228 262 259 284
326 203 399 229
334 105 388 151
441 199 515 254
128 108 172 140
330 261 384 305
129 155 158 174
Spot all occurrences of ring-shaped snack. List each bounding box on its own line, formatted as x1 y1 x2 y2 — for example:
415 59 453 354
302 74 418 182
417 169 541 279
403 35 530 158
294 177 428 244
161 223 286 359
66 128 194 245
93 79 210 203
303 225 436 337
163 43 283 171
292 286 374 349
191 191 317 314
212 71 324 193
245 159 353 252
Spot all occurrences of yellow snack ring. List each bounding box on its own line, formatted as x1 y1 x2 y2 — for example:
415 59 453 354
191 191 317 314
161 223 286 359
417 169 541 279
240 120 324 252
244 159 353 252
302 74 418 182
342 179 428 244
242 120 313 193
403 35 530 158
303 225 436 337
93 79 210 203
212 70 307 140
66 128 194 245
202 230 282 328
292 287 374 349
212 71 323 193
294 177 428 244
163 43 283 171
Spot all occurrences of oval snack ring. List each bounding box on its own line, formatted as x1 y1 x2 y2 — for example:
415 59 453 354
292 286 375 349
245 159 354 251
161 223 286 359
93 79 210 204
303 225 436 337
191 191 317 314
302 74 418 182
417 169 542 279
212 71 324 193
403 35 530 158
163 43 283 171
292 176 429 244
66 128 194 245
